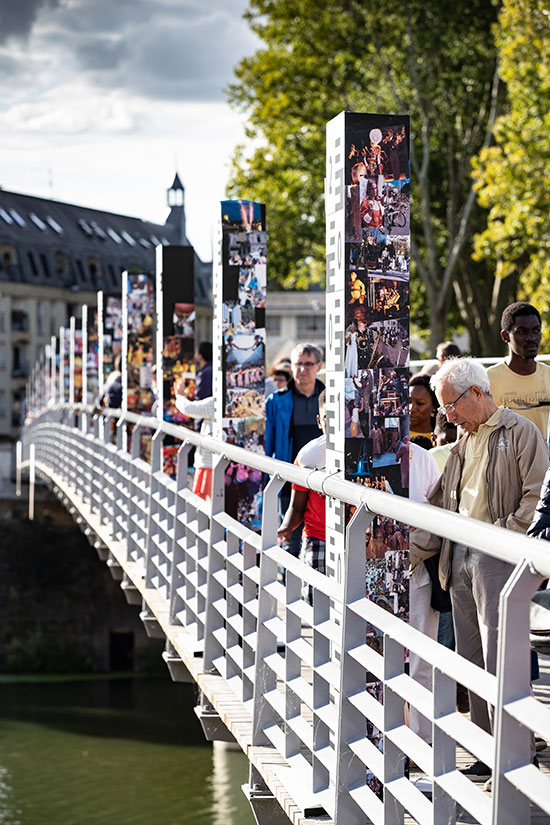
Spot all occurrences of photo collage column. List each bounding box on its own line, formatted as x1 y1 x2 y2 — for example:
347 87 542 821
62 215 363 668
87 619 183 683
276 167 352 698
156 245 196 478
326 110 410 795
124 272 155 461
217 200 267 532
83 304 99 407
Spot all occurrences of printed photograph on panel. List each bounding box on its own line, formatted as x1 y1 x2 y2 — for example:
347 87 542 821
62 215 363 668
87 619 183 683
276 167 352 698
225 386 265 419
163 445 179 479
346 123 409 184
345 184 362 243
105 297 122 338
382 179 410 236
350 232 409 280
347 272 409 323
225 362 265 392
346 316 409 370
172 303 195 337
370 415 408 471
238 265 266 307
366 515 408 559
222 301 257 334
162 336 195 423
224 460 263 531
225 329 265 369
221 199 265 232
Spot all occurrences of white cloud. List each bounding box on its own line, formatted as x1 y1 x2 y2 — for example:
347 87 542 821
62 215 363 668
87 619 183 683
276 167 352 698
0 0 260 260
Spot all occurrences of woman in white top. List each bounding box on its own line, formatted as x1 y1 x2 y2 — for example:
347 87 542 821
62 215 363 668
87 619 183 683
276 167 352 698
174 389 215 501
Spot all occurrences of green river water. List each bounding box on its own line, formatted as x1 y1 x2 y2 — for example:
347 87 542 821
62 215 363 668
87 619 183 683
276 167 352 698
0 676 256 825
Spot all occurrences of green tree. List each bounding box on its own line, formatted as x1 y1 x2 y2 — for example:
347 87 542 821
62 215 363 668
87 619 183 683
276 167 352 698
473 0 550 346
228 0 507 352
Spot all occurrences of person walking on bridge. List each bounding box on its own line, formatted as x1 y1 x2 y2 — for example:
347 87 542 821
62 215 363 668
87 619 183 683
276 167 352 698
410 357 548 779
265 343 324 558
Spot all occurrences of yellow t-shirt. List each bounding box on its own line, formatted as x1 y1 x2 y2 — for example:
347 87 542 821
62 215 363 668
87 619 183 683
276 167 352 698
459 407 504 523
487 360 550 442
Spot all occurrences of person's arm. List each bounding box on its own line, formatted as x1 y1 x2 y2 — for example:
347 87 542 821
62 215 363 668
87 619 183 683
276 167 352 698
503 422 550 533
278 488 308 540
174 395 215 420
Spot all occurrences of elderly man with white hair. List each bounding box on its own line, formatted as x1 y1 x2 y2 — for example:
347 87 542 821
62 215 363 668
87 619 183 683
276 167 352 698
410 357 548 779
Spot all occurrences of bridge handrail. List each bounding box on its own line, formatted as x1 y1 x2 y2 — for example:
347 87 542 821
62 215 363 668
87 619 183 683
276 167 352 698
28 402 550 580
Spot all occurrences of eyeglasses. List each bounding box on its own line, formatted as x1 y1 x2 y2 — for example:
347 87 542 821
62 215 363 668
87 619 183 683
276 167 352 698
437 387 470 415
293 360 318 368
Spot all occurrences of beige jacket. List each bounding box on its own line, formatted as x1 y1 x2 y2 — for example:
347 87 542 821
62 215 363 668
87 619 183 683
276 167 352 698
410 407 549 588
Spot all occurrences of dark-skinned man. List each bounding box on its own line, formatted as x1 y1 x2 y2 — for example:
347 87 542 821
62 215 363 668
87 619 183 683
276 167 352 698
488 302 550 444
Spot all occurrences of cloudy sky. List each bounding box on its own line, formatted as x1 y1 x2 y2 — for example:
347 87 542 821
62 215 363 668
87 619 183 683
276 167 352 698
0 0 260 260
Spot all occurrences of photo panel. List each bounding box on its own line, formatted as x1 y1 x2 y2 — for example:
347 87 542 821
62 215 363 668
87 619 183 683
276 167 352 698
127 273 155 414
104 296 123 377
225 362 266 392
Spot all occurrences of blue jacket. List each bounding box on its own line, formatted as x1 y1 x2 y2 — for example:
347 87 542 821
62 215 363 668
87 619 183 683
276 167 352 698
265 378 324 464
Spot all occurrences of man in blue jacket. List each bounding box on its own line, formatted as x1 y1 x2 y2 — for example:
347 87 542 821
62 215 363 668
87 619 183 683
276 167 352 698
265 343 324 556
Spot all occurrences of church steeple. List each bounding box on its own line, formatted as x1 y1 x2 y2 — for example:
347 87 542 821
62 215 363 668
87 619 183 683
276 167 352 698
165 172 187 244
167 173 184 208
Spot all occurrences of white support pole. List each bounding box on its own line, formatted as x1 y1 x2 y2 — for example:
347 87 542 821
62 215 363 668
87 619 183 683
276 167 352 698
69 315 75 405
28 444 35 521
15 440 22 497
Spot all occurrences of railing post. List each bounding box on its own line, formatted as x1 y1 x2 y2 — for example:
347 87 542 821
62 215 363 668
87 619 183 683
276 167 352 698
169 439 194 625
16 440 22 497
28 444 35 521
251 473 286 747
203 451 229 673
492 558 543 825
334 504 374 824
145 427 164 588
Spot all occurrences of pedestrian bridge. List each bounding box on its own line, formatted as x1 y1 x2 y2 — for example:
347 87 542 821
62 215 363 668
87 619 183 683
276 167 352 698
18 404 550 825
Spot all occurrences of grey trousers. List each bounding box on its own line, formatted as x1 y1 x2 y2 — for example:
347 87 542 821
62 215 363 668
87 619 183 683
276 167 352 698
450 543 514 734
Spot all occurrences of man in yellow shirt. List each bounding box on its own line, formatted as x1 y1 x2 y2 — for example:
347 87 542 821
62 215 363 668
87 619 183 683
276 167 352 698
488 302 550 444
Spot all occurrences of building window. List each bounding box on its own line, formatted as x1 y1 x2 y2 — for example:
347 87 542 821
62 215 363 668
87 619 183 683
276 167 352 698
27 252 38 277
87 256 102 284
11 310 29 332
297 315 325 335
36 302 44 335
76 259 87 284
0 244 19 277
0 390 6 418
40 253 51 279
266 314 281 335
12 344 28 378
0 344 6 369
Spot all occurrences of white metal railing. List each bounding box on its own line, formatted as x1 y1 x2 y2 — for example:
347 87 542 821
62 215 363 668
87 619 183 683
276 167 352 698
19 403 550 825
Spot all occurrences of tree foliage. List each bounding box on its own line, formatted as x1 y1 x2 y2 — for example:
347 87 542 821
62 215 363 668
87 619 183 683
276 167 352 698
472 0 550 345
227 0 508 352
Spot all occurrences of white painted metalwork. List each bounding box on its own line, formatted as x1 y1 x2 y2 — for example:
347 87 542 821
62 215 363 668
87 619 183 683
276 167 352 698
19 403 550 825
